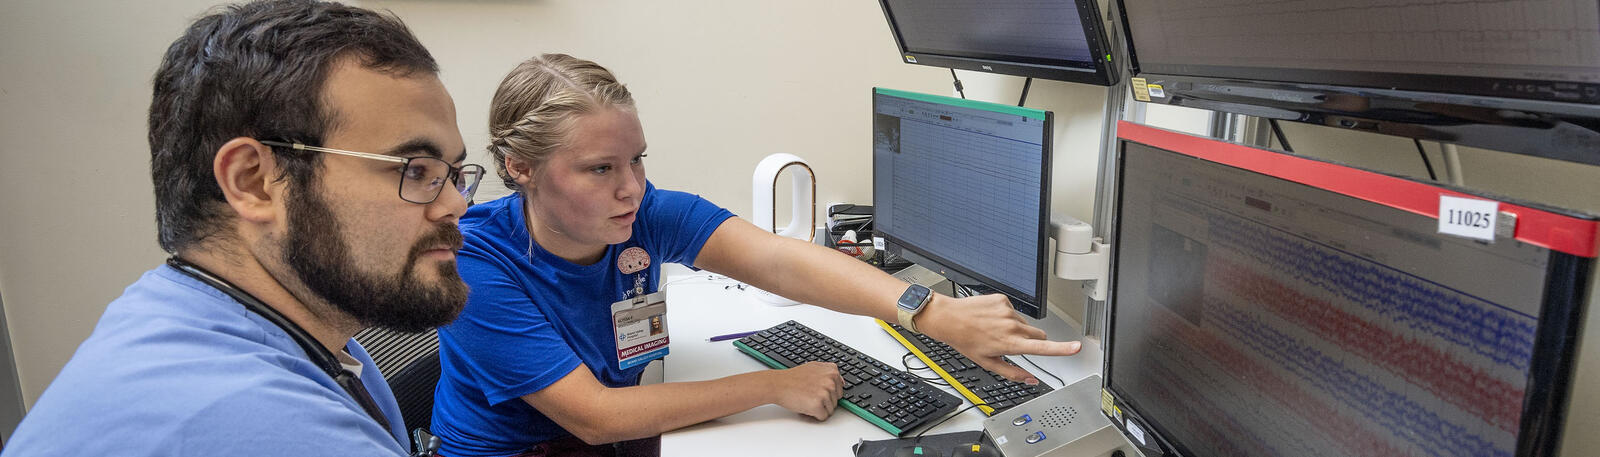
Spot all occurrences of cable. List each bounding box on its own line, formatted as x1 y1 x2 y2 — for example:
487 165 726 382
658 273 735 289
949 280 977 299
950 68 966 99
1016 355 1064 388
1414 139 1438 181
1268 119 1294 153
914 402 988 444
1017 77 1033 106
901 353 951 386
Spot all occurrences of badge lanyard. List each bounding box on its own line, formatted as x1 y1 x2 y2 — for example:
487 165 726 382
165 257 401 446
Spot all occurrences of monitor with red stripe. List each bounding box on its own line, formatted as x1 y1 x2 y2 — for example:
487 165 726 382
1102 121 1596 457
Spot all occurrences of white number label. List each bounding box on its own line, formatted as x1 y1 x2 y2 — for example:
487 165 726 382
1127 420 1148 445
1438 195 1499 242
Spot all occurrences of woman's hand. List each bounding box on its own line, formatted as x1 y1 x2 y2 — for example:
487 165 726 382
915 294 1082 384
764 361 845 420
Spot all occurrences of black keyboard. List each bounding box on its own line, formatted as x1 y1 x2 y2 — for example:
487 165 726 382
877 320 1051 416
733 320 962 436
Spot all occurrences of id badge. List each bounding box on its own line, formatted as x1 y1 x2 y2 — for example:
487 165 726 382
612 290 668 370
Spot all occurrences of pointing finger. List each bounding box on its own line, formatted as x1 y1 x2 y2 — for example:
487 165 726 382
1013 339 1082 357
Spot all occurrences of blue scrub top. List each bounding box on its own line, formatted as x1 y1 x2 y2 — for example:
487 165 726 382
433 182 733 457
2 266 409 457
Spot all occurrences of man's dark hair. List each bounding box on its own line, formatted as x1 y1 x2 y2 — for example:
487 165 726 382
148 0 438 253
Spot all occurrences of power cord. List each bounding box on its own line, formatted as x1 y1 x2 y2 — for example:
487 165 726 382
1268 119 1294 153
1018 77 1033 106
950 281 977 298
1016 355 1065 388
1414 139 1438 181
901 353 951 386
950 68 966 99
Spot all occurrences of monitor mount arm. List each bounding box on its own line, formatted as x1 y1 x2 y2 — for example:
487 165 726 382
1050 214 1110 301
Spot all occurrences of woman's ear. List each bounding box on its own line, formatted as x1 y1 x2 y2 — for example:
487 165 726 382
505 156 536 189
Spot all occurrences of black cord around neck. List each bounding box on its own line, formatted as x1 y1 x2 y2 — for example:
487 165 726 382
165 257 396 437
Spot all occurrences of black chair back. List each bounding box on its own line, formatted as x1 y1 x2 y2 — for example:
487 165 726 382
355 328 441 434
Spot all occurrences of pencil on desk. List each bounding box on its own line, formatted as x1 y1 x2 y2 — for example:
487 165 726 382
708 331 760 342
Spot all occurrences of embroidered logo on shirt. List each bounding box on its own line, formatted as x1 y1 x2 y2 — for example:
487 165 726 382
618 246 651 274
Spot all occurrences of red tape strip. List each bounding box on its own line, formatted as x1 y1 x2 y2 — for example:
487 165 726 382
1116 121 1598 258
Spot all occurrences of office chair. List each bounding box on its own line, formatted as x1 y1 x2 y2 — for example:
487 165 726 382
354 327 441 434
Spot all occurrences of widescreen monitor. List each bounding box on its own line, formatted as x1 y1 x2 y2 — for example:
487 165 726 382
1118 0 1600 105
872 87 1054 318
1114 0 1600 164
1103 121 1597 457
878 0 1116 86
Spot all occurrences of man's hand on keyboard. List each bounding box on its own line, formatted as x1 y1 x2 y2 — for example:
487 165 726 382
916 294 1082 384
766 361 845 420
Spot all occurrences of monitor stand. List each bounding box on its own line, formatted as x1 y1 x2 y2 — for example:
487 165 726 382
982 374 1140 457
891 263 953 296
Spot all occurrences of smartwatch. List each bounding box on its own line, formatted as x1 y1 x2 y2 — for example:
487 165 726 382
895 284 934 333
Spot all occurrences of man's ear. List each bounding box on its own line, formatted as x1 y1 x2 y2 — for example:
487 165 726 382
213 138 281 223
505 156 536 190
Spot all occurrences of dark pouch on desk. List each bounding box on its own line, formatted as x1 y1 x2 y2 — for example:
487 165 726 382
852 430 990 457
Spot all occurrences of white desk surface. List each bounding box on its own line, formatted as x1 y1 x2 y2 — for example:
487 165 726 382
657 269 1104 456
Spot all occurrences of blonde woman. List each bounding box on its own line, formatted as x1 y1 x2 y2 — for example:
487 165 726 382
432 54 1082 457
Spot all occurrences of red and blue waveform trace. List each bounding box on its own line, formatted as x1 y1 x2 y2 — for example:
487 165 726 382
1147 212 1533 457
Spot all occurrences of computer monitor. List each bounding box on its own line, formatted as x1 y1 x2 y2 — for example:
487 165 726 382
877 0 1117 86
871 87 1054 318
1117 0 1600 105
1113 0 1600 165
1102 121 1598 457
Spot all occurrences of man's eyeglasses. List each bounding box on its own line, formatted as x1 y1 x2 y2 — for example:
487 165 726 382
260 140 485 205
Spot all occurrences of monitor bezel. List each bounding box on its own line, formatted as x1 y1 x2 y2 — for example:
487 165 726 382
1101 121 1598 457
1111 0 1600 164
877 0 1118 86
1113 0 1600 107
871 87 1056 319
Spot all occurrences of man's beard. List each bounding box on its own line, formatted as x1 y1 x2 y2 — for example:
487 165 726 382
281 186 468 333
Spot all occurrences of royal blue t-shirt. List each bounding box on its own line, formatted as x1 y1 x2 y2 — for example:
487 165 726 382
2 266 409 457
433 182 734 457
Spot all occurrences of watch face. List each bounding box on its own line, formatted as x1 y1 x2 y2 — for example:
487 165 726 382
897 285 932 311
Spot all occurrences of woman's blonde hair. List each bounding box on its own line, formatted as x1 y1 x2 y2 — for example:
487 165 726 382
487 53 635 190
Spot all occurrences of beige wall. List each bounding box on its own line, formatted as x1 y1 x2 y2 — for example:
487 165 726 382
1 0 218 411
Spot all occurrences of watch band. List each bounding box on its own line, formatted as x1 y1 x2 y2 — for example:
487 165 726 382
897 290 933 333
